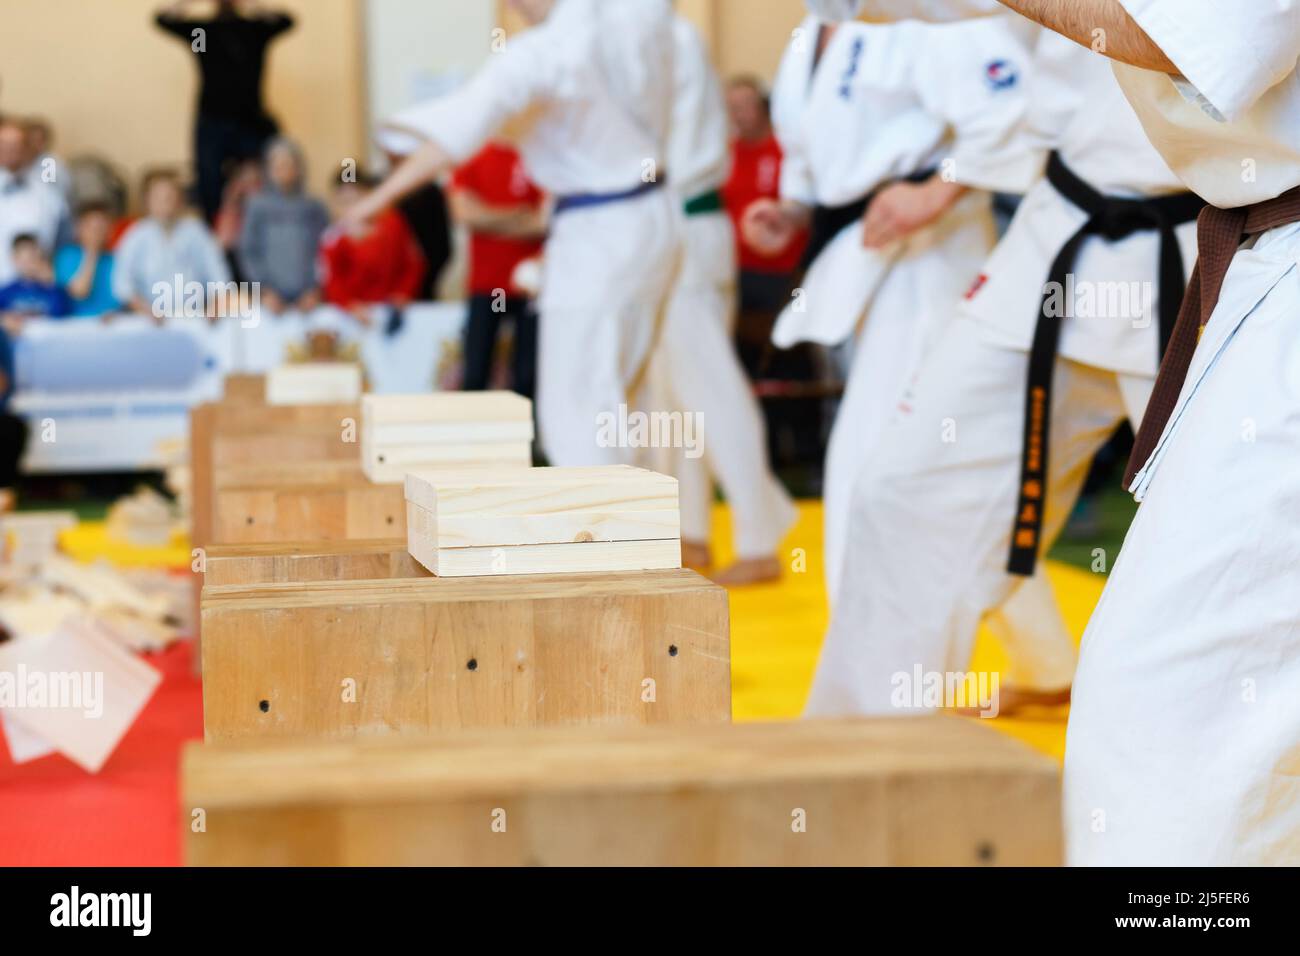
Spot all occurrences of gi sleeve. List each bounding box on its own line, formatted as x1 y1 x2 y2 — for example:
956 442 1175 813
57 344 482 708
1118 0 1300 121
915 19 1036 194
769 41 816 207
804 0 1000 22
376 31 559 162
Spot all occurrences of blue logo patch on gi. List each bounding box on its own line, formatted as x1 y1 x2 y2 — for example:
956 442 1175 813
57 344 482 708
985 60 1019 92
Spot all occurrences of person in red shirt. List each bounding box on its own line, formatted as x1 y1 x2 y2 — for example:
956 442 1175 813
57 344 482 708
721 76 808 315
320 171 426 325
448 141 546 399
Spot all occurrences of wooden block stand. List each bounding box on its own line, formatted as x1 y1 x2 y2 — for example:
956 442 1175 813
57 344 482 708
200 568 730 742
183 717 1063 866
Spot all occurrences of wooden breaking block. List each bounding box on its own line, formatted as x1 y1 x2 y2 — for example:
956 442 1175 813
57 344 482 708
200 568 729 742
405 465 681 577
190 401 359 551
0 617 162 773
203 539 419 587
361 392 533 483
182 717 1063 866
0 511 77 565
266 363 363 406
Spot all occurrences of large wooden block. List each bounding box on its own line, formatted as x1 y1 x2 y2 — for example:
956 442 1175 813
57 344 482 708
405 465 681 577
200 568 730 742
361 392 533 483
221 374 266 404
182 717 1063 866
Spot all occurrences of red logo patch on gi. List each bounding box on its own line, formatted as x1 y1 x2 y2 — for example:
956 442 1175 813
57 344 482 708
964 273 989 300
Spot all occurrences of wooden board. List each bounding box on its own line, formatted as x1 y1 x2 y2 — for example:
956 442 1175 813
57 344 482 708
405 465 680 577
361 391 534 483
182 717 1063 866
0 618 162 773
199 568 730 742
266 363 362 406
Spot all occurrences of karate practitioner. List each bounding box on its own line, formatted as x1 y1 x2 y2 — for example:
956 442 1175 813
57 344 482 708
741 12 1070 662
343 0 678 467
648 12 796 584
829 0 1300 869
802 0 1205 720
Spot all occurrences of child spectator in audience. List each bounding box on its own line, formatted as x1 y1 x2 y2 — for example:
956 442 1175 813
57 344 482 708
112 169 230 318
238 137 328 314
320 172 425 325
0 234 70 333
54 202 120 317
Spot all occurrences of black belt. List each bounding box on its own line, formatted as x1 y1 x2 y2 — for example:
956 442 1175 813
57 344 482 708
801 168 936 270
1007 152 1204 576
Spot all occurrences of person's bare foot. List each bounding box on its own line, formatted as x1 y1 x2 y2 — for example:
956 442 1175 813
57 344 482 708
681 540 712 570
711 555 782 586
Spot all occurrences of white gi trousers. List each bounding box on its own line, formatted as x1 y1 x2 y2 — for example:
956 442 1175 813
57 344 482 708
1065 222 1300 865
650 210 796 558
806 314 1152 716
536 189 681 466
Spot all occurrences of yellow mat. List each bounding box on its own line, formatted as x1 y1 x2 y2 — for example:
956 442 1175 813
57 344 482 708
58 521 192 570
712 500 1102 764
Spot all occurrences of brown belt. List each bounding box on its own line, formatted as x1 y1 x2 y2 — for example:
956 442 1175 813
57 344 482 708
1125 185 1300 488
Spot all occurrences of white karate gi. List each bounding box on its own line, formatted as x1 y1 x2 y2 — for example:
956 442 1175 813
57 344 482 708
649 16 796 559
805 33 1200 714
767 15 1033 604
1060 0 1300 866
379 0 679 466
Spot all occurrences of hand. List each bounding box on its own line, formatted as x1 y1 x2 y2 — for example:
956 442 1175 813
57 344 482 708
347 304 373 327
742 198 803 256
294 288 321 313
1 313 23 336
261 290 285 315
861 178 967 250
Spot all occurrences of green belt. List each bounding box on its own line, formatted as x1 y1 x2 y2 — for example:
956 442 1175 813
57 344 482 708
683 188 724 216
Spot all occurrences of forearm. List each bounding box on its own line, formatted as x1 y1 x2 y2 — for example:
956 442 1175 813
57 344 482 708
357 140 454 224
997 0 1178 73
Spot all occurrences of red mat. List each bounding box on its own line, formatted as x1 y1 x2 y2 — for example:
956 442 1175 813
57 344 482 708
0 641 202 867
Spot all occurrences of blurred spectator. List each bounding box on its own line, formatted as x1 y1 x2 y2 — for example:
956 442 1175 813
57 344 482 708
721 76 807 313
214 158 262 280
23 117 70 199
0 234 70 329
0 323 24 514
320 172 425 324
237 137 328 312
448 141 545 398
155 0 295 221
0 119 67 284
54 202 121 318
382 148 453 299
112 169 231 317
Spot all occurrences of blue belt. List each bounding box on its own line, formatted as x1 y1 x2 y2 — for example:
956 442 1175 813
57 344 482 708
553 178 664 216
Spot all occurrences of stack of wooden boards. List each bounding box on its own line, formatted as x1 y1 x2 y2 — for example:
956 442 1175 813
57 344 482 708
361 392 533 483
182 718 1063 866
405 465 681 577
